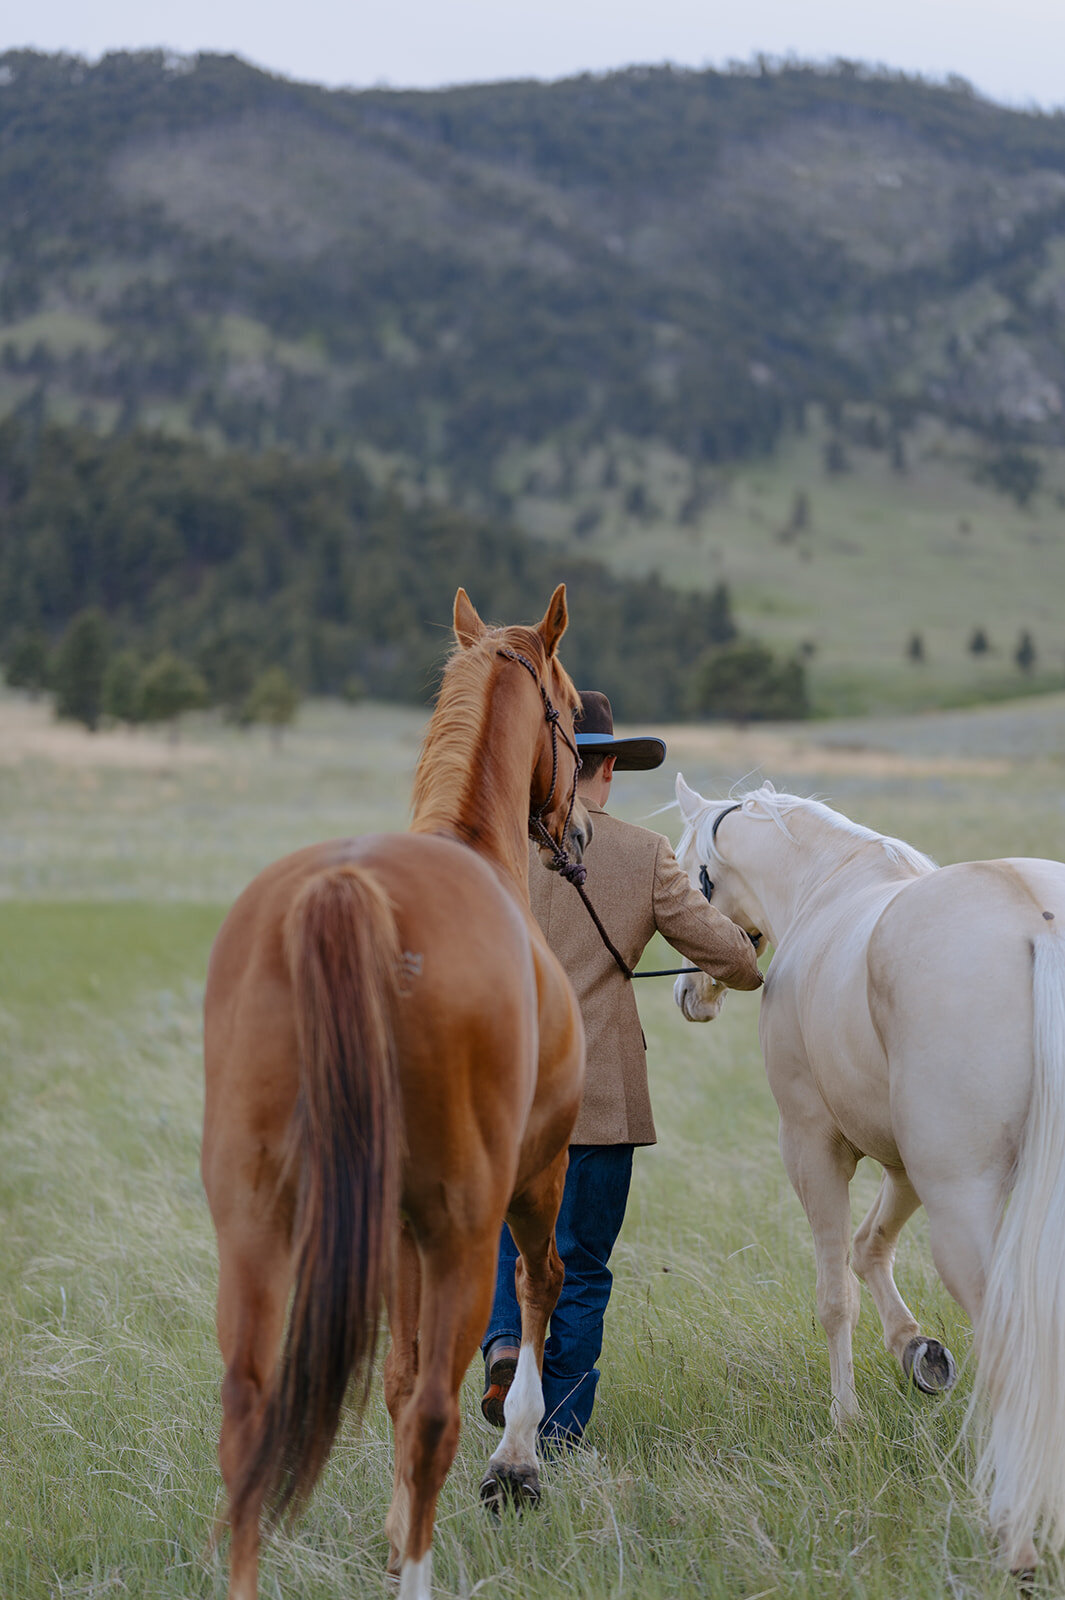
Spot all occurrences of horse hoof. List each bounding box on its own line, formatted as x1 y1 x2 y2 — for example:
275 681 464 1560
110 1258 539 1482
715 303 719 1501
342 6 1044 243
902 1336 957 1394
1011 1567 1036 1597
479 1463 542 1515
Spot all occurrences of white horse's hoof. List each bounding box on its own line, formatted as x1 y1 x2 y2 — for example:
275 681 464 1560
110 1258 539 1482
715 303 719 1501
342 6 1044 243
902 1336 957 1394
479 1462 541 1514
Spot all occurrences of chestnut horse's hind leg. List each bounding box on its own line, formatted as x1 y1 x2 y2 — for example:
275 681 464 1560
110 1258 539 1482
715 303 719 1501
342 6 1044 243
482 1152 567 1509
851 1166 956 1395
392 1228 499 1600
384 1221 421 1578
213 1215 292 1600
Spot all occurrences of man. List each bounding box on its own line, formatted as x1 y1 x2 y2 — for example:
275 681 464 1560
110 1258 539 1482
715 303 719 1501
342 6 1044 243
481 690 763 1444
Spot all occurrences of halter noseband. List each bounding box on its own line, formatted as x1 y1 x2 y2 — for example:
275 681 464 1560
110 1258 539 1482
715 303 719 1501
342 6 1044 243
496 646 586 887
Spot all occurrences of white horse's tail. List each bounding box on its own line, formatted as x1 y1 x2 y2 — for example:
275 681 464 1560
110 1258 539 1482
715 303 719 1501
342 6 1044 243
972 929 1065 1565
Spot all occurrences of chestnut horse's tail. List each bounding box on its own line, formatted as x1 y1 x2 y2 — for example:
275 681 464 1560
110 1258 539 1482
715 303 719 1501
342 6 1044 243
240 863 404 1529
972 928 1065 1564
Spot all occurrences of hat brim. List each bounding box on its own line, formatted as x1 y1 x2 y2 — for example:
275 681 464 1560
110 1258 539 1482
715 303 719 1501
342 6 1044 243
575 733 666 772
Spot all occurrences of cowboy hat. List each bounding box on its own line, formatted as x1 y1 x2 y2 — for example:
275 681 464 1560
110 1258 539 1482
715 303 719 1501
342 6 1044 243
575 690 666 772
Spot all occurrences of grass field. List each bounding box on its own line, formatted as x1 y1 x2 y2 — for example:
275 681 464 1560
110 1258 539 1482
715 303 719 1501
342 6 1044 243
3 687 1065 1598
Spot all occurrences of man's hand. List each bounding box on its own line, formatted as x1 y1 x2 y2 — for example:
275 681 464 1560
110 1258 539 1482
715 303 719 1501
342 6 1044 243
674 968 728 1022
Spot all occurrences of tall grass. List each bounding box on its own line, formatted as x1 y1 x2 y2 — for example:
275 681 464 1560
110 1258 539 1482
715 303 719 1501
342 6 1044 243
2 694 1063 1596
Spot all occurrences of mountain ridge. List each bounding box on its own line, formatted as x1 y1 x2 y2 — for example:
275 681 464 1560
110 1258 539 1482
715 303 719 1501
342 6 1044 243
4 47 1065 487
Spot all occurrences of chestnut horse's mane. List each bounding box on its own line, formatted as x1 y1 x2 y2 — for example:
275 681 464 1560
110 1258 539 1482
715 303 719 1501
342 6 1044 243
411 623 566 839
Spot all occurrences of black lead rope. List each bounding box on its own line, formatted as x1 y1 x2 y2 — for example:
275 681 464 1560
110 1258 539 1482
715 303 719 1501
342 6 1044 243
572 809 743 982
611 801 746 980
631 862 719 979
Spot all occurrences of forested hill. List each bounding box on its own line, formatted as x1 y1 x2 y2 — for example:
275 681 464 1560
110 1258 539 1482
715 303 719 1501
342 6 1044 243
3 48 1065 501
0 418 745 720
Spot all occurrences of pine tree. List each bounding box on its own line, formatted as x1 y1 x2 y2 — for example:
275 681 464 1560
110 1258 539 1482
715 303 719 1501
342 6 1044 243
54 609 109 731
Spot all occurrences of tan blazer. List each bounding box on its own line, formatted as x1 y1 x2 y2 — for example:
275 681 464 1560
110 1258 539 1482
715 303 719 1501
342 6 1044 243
529 802 762 1146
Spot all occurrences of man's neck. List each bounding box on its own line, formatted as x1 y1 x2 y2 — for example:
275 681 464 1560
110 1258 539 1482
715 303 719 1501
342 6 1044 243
578 776 612 810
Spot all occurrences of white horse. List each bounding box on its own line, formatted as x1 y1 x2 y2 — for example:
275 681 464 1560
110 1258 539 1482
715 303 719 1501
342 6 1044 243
672 777 1065 1577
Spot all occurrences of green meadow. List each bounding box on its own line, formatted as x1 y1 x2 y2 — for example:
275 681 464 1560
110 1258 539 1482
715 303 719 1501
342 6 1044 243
2 688 1065 1598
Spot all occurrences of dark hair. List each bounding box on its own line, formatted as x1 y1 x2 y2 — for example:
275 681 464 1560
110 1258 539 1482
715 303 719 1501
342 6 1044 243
579 751 608 781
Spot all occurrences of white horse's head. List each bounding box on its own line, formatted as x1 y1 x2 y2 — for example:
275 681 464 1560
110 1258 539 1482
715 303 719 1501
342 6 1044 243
671 774 771 1023
675 774 771 947
674 773 936 963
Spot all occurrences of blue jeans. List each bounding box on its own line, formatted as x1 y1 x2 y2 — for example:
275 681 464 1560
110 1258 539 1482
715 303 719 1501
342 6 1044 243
483 1143 634 1442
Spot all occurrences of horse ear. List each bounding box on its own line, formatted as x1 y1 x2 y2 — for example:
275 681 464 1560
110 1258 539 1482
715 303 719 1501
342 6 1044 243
536 584 568 656
676 772 703 822
453 588 486 649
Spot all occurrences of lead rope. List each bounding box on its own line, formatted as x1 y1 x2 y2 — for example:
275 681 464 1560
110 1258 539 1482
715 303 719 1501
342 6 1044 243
583 804 746 981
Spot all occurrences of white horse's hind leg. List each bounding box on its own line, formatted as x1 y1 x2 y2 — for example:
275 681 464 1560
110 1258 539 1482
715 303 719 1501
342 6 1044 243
778 1116 861 1425
852 1167 957 1394
920 1178 1038 1572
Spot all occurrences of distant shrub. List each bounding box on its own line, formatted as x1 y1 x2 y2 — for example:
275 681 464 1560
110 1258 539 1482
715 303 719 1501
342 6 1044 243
4 628 50 694
1014 629 1037 675
138 652 207 732
906 632 925 663
197 630 258 722
54 609 109 731
968 627 990 656
823 437 850 476
974 447 1042 508
777 489 811 544
692 639 809 723
245 665 300 746
101 649 143 723
572 505 603 538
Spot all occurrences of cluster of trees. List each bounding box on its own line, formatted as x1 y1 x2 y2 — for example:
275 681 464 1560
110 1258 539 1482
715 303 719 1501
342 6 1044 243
0 420 808 724
6 608 301 737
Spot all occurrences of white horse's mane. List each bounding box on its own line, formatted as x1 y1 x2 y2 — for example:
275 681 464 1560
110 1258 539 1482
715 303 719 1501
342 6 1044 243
685 781 937 877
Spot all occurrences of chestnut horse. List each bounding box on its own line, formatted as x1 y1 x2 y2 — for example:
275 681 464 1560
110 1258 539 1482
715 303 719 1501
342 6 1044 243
673 777 1065 1578
202 587 588 1600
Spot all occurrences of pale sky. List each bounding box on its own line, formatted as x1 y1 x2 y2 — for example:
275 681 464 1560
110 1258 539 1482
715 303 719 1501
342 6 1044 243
6 1 1065 112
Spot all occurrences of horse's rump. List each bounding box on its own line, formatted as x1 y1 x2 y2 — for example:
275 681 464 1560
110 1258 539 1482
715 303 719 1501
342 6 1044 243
865 858 1065 1167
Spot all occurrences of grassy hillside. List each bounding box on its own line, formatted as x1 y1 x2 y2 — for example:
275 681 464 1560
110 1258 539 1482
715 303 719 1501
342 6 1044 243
507 407 1065 715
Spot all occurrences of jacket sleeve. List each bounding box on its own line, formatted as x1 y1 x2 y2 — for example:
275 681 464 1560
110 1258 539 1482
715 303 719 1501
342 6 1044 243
651 836 763 990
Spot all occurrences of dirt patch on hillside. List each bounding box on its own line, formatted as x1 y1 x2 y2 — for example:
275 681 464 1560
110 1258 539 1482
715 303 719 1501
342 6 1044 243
0 698 219 769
